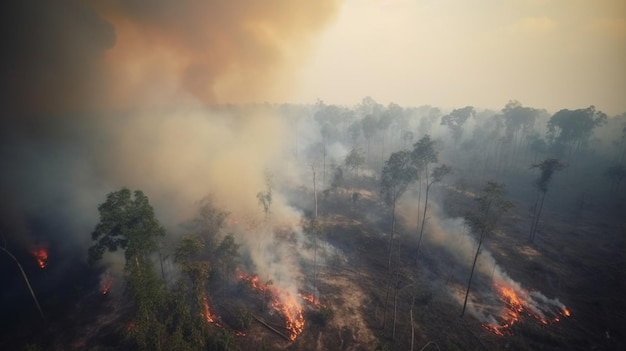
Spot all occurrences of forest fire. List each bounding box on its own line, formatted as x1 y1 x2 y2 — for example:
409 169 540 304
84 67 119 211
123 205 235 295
238 272 305 340
30 247 48 269
483 282 571 335
300 293 323 307
201 293 218 324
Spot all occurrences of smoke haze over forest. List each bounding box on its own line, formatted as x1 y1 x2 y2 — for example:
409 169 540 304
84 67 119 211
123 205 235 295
1 1 625 350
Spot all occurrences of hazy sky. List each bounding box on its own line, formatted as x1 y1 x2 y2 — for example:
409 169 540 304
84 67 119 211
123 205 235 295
294 0 626 115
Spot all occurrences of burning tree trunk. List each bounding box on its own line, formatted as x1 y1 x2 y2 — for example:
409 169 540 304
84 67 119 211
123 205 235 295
461 182 512 317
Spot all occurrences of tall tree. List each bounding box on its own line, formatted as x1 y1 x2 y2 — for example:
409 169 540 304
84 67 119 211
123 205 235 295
415 165 451 263
361 114 378 162
345 147 365 177
410 135 438 253
528 158 566 243
88 188 167 350
380 150 416 329
547 106 607 160
441 106 475 149
461 182 513 317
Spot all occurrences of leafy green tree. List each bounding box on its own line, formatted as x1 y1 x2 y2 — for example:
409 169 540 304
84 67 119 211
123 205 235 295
441 106 475 149
461 182 513 317
215 234 241 278
188 196 229 250
547 106 607 160
411 134 439 232
88 188 167 350
501 101 541 165
380 150 416 270
380 150 416 329
528 159 566 243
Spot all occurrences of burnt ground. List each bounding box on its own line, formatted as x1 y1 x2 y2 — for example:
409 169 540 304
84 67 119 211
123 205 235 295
1 179 624 351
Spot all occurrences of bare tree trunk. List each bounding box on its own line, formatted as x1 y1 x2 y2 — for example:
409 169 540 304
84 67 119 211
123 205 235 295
461 235 483 317
415 170 430 263
529 191 540 242
312 166 318 219
410 297 415 351
531 192 546 243
1 247 45 322
392 281 399 340
382 199 397 330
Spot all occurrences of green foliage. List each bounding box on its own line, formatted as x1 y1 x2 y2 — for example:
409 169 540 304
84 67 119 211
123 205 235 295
215 233 241 276
465 181 514 236
88 188 170 351
234 307 252 330
380 150 416 206
547 106 607 154
190 197 229 249
531 158 567 193
441 106 475 146
411 134 438 172
208 328 239 351
88 188 165 266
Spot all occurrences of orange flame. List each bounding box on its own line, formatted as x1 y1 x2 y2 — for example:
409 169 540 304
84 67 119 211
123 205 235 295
300 293 323 307
31 247 48 269
201 293 217 323
239 271 305 340
483 283 571 335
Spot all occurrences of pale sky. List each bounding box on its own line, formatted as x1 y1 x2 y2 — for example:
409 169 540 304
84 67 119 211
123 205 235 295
293 0 626 115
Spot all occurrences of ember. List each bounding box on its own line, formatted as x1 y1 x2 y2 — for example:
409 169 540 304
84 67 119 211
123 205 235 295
31 247 48 269
483 282 571 335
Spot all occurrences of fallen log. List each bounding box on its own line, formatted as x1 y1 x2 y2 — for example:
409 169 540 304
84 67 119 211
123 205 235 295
251 313 291 341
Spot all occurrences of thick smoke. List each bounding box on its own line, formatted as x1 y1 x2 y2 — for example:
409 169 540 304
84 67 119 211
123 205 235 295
406 201 568 327
0 0 340 294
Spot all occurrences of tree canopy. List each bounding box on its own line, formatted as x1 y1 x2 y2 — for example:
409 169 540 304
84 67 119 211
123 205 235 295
88 188 165 267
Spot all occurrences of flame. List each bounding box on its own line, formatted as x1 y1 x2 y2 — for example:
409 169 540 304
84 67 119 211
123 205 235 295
201 293 218 323
239 271 305 340
300 293 323 307
483 282 571 335
31 247 48 269
101 277 112 295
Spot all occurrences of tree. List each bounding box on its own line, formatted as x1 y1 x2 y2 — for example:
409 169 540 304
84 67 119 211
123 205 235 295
441 106 475 149
461 182 513 317
88 188 167 350
547 106 607 160
344 147 365 177
257 173 273 221
380 150 416 329
1 238 45 322
528 159 566 243
415 165 451 263
362 114 378 162
501 101 541 166
410 135 438 244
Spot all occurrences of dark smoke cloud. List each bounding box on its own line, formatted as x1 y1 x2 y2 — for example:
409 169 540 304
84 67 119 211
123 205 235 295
0 1 340 251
